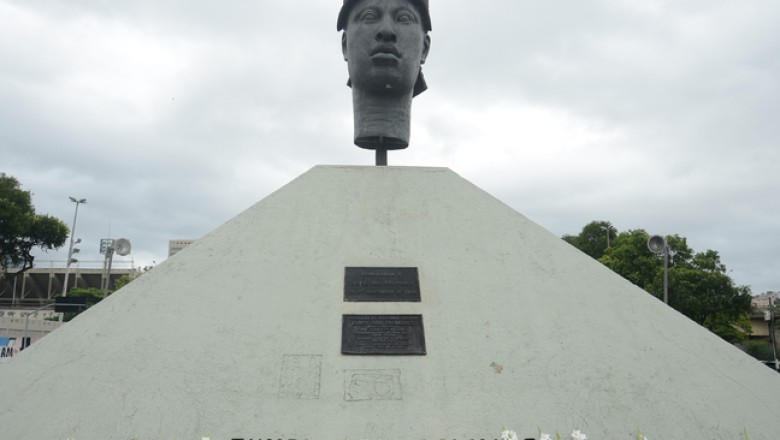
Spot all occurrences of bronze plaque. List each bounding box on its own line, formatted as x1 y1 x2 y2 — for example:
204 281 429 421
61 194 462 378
344 267 420 302
341 315 426 355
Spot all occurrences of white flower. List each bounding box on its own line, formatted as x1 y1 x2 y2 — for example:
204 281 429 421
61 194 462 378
540 434 552 440
501 430 518 440
571 430 587 440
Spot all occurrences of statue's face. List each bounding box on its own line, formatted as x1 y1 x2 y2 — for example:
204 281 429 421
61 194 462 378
342 0 430 95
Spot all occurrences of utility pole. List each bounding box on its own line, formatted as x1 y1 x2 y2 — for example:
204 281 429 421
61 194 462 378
771 296 778 370
62 197 86 297
647 235 669 305
600 225 612 248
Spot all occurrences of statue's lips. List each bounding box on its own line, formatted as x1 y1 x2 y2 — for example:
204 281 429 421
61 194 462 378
371 46 402 58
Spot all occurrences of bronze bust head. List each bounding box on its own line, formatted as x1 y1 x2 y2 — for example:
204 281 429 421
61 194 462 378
338 0 431 164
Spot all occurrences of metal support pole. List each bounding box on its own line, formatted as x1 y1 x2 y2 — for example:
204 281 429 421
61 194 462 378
103 248 115 297
12 274 18 307
663 246 669 305
600 225 612 249
771 298 778 370
21 303 55 351
376 149 388 166
23 313 29 350
62 198 86 297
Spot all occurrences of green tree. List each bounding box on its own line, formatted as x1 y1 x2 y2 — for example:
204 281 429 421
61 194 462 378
598 229 660 289
741 339 774 361
46 265 155 321
563 220 616 260
657 250 752 342
53 287 105 322
598 231 694 291
704 312 752 344
0 173 69 275
565 222 753 343
112 264 154 291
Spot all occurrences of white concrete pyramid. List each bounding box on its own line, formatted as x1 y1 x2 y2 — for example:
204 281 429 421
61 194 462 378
1 166 779 440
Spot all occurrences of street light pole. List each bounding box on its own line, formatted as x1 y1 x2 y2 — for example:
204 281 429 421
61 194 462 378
662 243 669 305
61 197 86 297
21 303 57 351
600 225 612 248
647 234 669 305
770 296 779 371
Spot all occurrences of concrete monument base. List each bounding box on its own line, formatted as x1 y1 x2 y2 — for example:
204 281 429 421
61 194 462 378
1 166 778 439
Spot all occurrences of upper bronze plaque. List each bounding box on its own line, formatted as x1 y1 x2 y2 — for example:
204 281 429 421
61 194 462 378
344 267 421 302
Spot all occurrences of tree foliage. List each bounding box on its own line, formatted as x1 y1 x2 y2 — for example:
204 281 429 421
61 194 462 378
598 229 660 289
48 264 156 321
565 221 753 343
563 220 616 260
55 287 106 322
741 339 774 361
112 264 154 291
0 173 69 274
50 265 156 321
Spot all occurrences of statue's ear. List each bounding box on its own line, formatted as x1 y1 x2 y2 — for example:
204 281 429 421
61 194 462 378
420 34 431 64
342 33 348 61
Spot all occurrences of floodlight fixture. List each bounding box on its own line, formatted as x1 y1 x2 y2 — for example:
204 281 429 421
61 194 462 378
647 235 667 254
102 238 132 297
114 238 132 256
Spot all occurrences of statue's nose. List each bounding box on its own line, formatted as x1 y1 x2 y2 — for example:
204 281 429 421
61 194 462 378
375 24 397 43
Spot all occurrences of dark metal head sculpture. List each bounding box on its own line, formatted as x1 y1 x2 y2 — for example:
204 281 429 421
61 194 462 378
338 0 432 165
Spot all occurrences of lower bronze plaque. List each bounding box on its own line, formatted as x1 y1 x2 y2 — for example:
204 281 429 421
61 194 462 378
342 314 426 355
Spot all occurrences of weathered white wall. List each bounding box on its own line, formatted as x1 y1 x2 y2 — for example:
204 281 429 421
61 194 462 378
0 316 62 339
1 166 778 440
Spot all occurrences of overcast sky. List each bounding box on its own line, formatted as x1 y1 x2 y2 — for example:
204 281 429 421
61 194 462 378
1 0 777 295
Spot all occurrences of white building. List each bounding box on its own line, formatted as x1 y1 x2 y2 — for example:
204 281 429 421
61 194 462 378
752 291 779 309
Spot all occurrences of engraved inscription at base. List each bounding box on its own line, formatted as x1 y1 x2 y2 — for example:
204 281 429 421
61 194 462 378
344 267 421 302
344 369 402 401
341 314 426 355
278 354 322 399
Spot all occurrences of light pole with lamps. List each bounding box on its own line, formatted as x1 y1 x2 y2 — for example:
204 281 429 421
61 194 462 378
61 197 86 297
647 235 669 304
600 224 613 248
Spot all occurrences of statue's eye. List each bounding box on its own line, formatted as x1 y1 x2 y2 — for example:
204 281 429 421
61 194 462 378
358 9 379 22
396 10 416 24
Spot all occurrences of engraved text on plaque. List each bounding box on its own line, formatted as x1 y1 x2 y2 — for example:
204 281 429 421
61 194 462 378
344 267 420 302
341 314 426 355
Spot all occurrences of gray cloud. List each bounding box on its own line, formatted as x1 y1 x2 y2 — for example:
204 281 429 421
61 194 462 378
1 0 777 294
